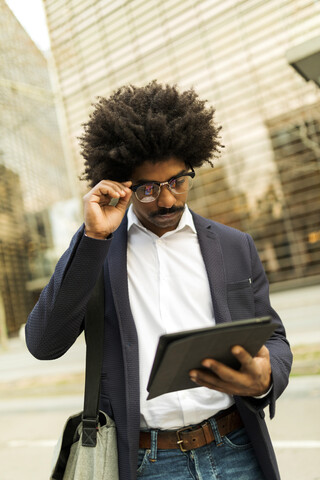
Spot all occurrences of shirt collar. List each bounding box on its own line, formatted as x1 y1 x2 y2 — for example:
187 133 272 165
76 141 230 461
127 204 196 235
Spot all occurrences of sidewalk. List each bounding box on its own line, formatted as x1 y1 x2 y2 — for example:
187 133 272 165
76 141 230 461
270 284 320 346
0 285 319 480
0 333 86 396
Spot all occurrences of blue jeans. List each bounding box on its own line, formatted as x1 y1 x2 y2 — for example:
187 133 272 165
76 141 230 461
137 416 265 479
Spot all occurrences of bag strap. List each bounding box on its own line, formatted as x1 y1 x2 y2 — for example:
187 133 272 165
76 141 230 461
82 270 105 447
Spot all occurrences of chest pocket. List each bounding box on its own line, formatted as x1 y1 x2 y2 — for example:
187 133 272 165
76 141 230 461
227 278 255 321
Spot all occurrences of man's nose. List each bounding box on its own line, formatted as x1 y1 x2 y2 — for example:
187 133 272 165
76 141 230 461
157 185 176 208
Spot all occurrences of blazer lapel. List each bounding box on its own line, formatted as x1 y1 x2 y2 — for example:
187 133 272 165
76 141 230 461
192 211 232 325
105 215 141 469
106 215 138 348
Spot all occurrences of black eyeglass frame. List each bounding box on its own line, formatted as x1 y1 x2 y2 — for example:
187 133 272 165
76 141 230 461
130 165 195 202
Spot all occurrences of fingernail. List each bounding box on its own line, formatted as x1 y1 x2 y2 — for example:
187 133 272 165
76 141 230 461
202 360 212 368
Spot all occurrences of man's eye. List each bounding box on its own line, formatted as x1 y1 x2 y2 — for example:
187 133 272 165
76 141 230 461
171 177 185 188
176 177 186 186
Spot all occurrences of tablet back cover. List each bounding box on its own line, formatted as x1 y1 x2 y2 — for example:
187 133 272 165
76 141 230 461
147 316 275 400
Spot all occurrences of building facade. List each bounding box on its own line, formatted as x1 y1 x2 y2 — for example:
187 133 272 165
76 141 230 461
0 0 78 334
42 0 320 288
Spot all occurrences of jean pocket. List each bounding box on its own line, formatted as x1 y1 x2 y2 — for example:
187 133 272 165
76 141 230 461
137 449 151 476
222 427 252 450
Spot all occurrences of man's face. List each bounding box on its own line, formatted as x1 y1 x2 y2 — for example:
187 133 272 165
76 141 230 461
130 157 190 237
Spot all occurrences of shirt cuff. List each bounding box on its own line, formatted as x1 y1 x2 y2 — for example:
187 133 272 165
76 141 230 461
84 232 111 240
253 383 273 399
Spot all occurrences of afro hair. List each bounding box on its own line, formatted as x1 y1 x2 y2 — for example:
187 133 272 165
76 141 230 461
80 81 223 186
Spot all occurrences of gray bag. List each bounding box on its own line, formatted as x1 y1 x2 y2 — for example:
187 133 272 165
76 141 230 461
50 271 119 479
51 411 118 480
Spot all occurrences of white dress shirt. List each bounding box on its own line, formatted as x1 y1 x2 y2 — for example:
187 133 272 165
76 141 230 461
127 205 234 430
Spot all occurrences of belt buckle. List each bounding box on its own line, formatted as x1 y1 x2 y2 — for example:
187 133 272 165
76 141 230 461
176 426 193 452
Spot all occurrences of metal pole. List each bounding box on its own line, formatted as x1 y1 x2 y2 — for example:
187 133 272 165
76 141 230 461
0 291 8 351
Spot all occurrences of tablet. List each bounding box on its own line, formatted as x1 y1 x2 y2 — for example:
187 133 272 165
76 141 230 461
147 316 276 400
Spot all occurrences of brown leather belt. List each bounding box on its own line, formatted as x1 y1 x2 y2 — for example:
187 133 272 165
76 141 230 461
139 405 243 452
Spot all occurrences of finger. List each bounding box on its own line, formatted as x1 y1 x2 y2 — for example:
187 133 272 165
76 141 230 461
83 185 117 203
93 183 127 201
121 180 132 188
231 346 255 370
100 183 126 198
189 368 221 387
113 180 132 196
255 345 269 359
189 369 238 395
201 358 242 383
84 180 132 203
115 188 132 211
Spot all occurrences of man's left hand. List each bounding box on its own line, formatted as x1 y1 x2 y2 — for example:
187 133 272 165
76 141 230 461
189 345 271 397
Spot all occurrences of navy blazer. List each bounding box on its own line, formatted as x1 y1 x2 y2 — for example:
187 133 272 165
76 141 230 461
26 210 292 480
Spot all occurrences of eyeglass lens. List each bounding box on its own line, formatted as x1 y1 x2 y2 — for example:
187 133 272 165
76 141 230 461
135 175 193 202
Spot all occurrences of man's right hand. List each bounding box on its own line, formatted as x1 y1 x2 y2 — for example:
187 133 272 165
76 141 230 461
83 180 132 239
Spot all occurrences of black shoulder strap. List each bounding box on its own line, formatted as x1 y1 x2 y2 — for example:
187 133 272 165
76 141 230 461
82 270 105 447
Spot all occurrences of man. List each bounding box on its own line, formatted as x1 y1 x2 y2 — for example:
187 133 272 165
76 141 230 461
26 81 292 480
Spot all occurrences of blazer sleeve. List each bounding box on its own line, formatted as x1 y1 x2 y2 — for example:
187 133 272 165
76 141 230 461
25 225 111 360
239 233 293 419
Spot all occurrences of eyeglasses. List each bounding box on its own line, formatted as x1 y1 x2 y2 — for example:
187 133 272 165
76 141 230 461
131 166 195 203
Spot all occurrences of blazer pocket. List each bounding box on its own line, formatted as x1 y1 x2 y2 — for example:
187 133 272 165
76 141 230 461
227 278 255 321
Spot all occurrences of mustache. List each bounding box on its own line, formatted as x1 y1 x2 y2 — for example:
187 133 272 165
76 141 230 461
150 206 184 217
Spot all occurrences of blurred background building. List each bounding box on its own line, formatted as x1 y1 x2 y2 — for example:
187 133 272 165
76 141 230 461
42 0 320 285
0 0 80 335
1 0 320 335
